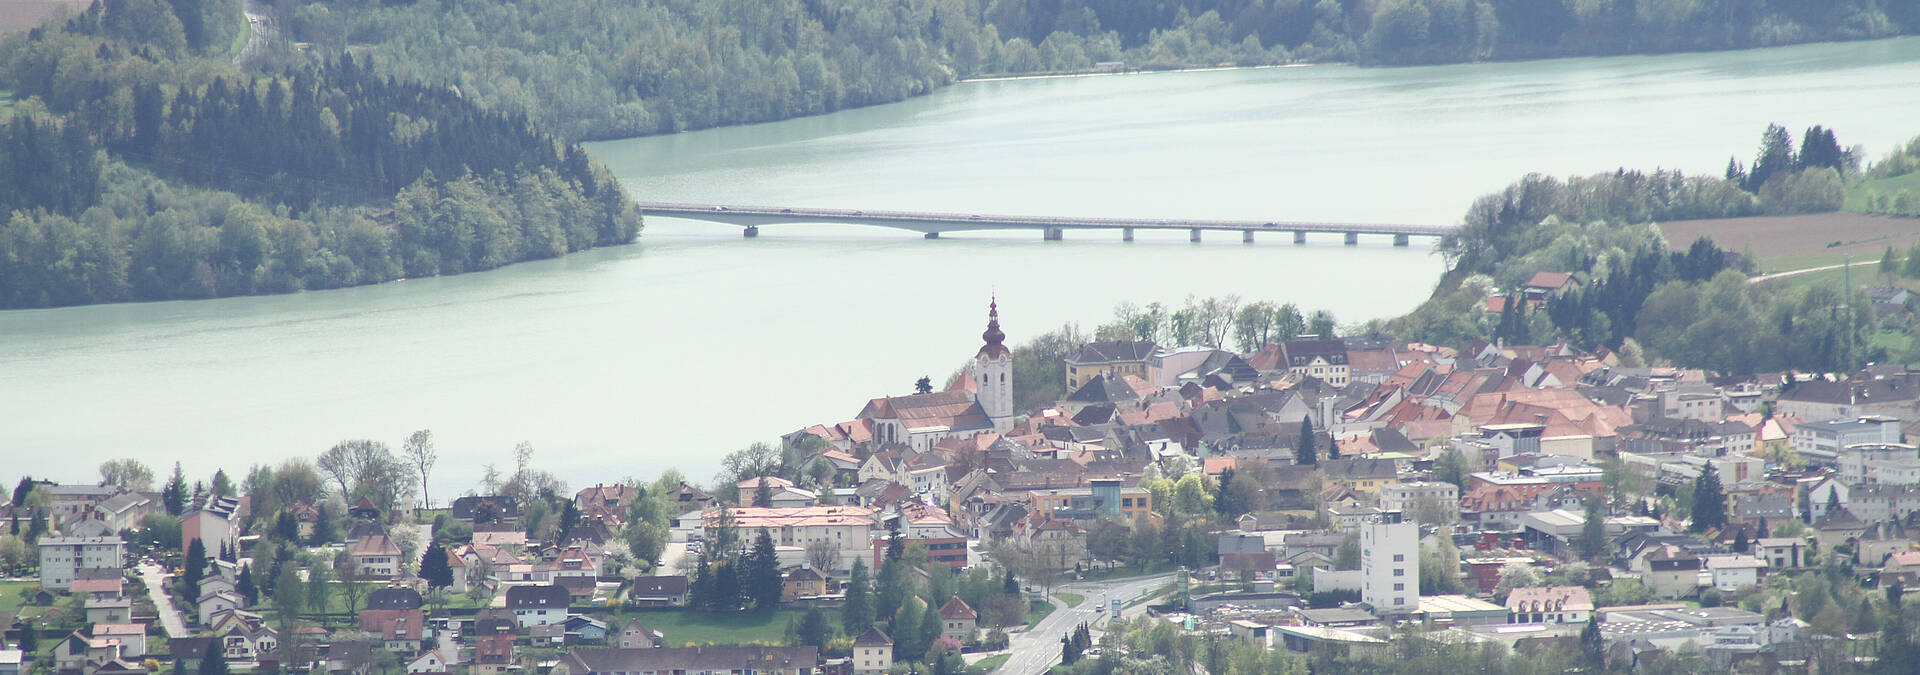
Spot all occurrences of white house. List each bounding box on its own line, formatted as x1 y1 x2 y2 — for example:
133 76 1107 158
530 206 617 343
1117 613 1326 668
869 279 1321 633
1705 555 1767 592
505 585 571 628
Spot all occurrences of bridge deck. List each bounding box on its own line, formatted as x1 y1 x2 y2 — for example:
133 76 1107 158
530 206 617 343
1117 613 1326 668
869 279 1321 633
636 202 1455 236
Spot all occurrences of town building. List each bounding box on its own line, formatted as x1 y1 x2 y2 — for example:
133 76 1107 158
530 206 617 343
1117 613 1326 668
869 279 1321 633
852 627 893 675
38 536 125 591
1064 340 1160 391
1359 512 1418 616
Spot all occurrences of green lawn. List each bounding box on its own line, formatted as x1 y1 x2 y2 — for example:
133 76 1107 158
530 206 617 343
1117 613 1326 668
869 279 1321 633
228 14 251 59
967 653 1011 674
1054 592 1084 608
0 580 38 614
616 608 806 647
1024 599 1054 629
1845 172 1920 212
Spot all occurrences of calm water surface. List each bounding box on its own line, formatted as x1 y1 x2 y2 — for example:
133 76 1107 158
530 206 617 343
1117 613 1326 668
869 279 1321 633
5 38 1920 493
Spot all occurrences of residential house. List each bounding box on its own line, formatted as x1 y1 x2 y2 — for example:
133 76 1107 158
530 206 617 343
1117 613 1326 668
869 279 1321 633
470 616 518 675
87 493 153 533
449 496 521 524
506 584 572 628
92 624 146 659
852 627 893 675
1704 555 1767 592
937 596 977 644
615 619 661 649
1755 537 1806 570
197 591 244 626
358 588 425 652
782 568 828 603
1635 545 1704 599
1523 272 1578 303
1281 339 1352 387
348 534 402 579
1065 341 1160 391
553 646 819 675
574 485 639 526
627 576 689 607
405 650 449 674
1320 458 1399 494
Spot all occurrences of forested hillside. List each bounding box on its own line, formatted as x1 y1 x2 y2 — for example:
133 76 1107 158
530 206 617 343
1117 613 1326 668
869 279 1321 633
0 0 639 308
272 0 1919 140
1387 124 1896 375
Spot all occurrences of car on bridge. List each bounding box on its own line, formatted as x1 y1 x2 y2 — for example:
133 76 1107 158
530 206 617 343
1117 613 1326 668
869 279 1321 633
712 206 728 212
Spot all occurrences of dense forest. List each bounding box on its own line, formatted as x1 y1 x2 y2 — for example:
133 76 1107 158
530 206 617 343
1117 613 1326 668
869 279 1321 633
269 0 1920 140
1387 124 1902 375
0 0 639 308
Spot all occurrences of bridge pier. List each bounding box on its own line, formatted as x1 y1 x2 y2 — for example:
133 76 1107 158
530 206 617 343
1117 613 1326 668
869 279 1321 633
1243 230 1255 244
1294 231 1307 244
1190 228 1202 243
924 232 940 239
743 226 759 238
1393 234 1409 247
1123 227 1134 242
1043 228 1064 241
1344 232 1359 246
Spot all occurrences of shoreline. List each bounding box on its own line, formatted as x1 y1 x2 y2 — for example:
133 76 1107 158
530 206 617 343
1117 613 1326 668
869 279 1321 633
958 62 1313 84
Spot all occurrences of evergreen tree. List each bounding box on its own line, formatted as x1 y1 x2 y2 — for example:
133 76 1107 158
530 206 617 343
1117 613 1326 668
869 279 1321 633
1905 241 1920 279
1580 617 1604 670
198 639 230 675
558 499 581 542
843 558 873 636
891 597 926 662
1883 246 1900 281
17 619 35 654
748 529 782 609
182 538 207 597
1002 569 1019 596
163 463 188 515
796 607 829 649
1297 416 1317 466
1889 582 1905 609
274 511 299 543
753 478 773 508
1732 527 1750 553
308 505 332 546
1579 498 1608 560
10 477 33 508
420 541 454 590
876 558 906 623
1757 518 1769 539
25 510 46 544
1689 465 1726 533
237 563 257 606
885 518 905 562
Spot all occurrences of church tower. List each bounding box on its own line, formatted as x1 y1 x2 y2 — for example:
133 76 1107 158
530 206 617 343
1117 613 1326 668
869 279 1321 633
972 299 1014 431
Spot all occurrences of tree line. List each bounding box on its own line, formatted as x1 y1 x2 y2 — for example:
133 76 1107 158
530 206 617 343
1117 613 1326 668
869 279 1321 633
262 0 1920 143
0 4 641 308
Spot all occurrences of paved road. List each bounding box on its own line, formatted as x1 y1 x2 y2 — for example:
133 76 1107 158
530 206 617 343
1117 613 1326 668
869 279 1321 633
235 1 272 67
1748 260 1861 284
137 562 189 638
993 573 1176 675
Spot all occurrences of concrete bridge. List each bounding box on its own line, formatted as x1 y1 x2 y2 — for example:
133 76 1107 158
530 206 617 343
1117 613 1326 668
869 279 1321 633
636 202 1458 247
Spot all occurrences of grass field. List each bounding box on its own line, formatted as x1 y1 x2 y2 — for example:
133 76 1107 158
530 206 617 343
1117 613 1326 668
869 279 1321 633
0 579 38 614
1661 213 1920 273
618 608 805 646
1055 592 1084 608
1845 172 1920 212
967 653 1011 674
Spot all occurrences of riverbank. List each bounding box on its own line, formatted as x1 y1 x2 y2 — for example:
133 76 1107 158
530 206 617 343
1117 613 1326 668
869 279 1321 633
958 62 1304 84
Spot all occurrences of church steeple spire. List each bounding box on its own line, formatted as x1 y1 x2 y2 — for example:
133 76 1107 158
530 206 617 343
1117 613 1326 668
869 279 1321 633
978 297 1009 359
